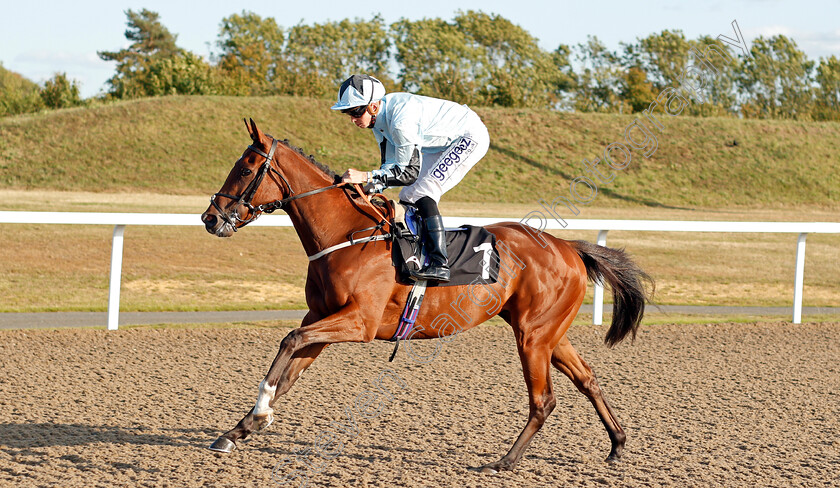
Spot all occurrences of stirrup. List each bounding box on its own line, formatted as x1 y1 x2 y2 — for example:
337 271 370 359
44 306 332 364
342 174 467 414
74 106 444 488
410 265 450 282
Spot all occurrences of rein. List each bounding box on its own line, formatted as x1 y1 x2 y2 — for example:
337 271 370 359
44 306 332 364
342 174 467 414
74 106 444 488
210 138 340 230
210 136 394 260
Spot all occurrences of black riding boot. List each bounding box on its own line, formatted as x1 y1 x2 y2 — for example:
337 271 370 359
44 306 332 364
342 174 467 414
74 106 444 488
410 215 450 282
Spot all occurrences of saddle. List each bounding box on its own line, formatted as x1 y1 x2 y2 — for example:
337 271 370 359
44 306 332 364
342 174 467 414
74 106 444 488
388 200 500 288
373 198 502 357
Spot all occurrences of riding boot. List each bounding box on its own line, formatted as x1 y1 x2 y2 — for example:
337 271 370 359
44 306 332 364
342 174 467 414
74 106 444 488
411 215 450 282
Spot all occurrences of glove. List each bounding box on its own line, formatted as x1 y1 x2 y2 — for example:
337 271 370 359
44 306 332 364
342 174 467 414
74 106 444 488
363 181 384 194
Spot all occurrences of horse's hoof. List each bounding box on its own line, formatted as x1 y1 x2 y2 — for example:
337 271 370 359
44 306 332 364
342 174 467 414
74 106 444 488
475 459 511 474
208 436 236 453
606 447 623 463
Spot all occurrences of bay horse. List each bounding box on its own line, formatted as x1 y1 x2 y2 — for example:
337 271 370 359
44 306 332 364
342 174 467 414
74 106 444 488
200 119 652 473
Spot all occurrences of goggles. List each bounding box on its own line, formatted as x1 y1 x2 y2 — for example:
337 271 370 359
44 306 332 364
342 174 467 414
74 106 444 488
341 105 368 118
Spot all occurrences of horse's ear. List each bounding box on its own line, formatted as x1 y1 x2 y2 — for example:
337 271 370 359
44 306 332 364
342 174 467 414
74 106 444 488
245 117 261 142
244 118 251 137
249 118 261 142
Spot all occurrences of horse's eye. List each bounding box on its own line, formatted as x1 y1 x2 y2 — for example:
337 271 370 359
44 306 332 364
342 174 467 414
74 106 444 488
241 168 253 177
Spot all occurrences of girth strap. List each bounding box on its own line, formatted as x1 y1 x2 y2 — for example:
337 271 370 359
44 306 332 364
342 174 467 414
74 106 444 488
307 234 390 261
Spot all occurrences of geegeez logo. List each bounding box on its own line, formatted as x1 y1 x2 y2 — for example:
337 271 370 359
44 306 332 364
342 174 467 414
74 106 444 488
432 138 475 182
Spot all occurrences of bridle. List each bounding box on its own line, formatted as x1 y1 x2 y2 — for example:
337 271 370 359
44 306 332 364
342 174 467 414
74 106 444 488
210 137 340 231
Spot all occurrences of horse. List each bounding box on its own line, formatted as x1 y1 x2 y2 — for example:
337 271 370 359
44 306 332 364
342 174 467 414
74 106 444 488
200 119 653 473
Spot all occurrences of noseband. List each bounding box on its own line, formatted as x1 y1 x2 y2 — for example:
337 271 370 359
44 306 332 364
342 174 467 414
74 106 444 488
210 138 340 231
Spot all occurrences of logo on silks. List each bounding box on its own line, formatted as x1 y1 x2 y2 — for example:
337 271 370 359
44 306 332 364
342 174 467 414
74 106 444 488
432 137 476 183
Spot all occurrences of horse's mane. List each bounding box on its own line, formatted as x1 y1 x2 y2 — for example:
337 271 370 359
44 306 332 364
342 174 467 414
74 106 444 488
274 137 337 180
274 136 388 213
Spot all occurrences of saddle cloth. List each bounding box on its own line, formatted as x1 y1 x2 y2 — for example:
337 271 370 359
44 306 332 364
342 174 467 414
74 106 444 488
390 202 500 287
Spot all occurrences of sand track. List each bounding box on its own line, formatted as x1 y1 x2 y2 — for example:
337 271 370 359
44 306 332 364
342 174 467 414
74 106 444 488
1 322 838 487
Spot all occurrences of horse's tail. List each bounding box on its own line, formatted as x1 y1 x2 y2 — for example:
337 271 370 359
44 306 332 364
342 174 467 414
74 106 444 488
570 240 654 348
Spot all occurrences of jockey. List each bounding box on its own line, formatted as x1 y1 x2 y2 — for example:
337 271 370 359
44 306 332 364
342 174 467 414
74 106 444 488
331 74 490 283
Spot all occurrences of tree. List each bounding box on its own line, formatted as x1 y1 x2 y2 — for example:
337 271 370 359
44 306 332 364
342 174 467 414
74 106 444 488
617 31 740 116
621 67 656 113
98 9 182 98
574 36 625 113
454 10 560 108
682 36 740 116
391 17 484 104
0 63 43 116
738 35 814 119
40 73 84 109
629 30 692 91
392 11 562 108
284 16 392 98
130 52 224 96
813 55 840 121
214 11 285 95
551 44 577 110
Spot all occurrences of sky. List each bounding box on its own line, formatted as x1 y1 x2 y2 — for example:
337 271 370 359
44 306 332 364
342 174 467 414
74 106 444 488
1 0 838 98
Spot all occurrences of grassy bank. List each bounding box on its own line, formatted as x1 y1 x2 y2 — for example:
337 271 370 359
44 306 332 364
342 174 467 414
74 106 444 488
1 95 838 207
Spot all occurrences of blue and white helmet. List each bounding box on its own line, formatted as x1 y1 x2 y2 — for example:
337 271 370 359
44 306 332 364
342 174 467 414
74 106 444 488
331 74 386 111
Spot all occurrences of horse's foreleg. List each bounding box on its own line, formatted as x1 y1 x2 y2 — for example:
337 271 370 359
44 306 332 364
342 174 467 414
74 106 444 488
551 337 626 461
210 304 368 453
253 342 331 427
209 343 328 453
479 345 556 473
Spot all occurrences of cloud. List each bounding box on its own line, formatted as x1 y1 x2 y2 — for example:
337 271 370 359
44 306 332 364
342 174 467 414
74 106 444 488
743 26 840 60
14 50 109 70
798 30 840 60
8 50 113 97
746 25 793 38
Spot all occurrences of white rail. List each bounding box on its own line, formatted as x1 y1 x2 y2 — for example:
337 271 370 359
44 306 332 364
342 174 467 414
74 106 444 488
1 211 838 329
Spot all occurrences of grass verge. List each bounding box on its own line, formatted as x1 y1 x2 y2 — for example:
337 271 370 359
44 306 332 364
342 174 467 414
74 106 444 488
1 194 837 313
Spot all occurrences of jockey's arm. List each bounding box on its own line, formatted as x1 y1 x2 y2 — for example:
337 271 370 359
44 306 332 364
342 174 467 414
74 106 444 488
369 134 421 191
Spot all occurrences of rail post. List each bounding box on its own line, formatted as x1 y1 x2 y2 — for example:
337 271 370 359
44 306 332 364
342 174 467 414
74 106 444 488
107 225 126 330
593 230 608 325
792 233 807 324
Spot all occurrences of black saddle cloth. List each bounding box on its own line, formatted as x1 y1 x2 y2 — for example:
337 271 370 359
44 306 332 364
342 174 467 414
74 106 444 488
391 224 500 287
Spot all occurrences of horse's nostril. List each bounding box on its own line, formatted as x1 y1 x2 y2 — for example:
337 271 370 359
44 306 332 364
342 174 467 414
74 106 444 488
203 214 217 228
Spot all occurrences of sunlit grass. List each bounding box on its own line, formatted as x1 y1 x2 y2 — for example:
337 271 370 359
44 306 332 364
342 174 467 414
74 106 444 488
1 95 838 207
1 194 837 313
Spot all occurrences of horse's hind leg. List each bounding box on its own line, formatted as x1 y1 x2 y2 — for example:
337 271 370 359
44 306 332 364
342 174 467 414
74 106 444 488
479 345 556 473
209 343 327 453
551 337 626 461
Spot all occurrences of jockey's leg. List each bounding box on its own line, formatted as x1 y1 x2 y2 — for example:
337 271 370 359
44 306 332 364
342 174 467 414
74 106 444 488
402 120 490 282
410 197 450 282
